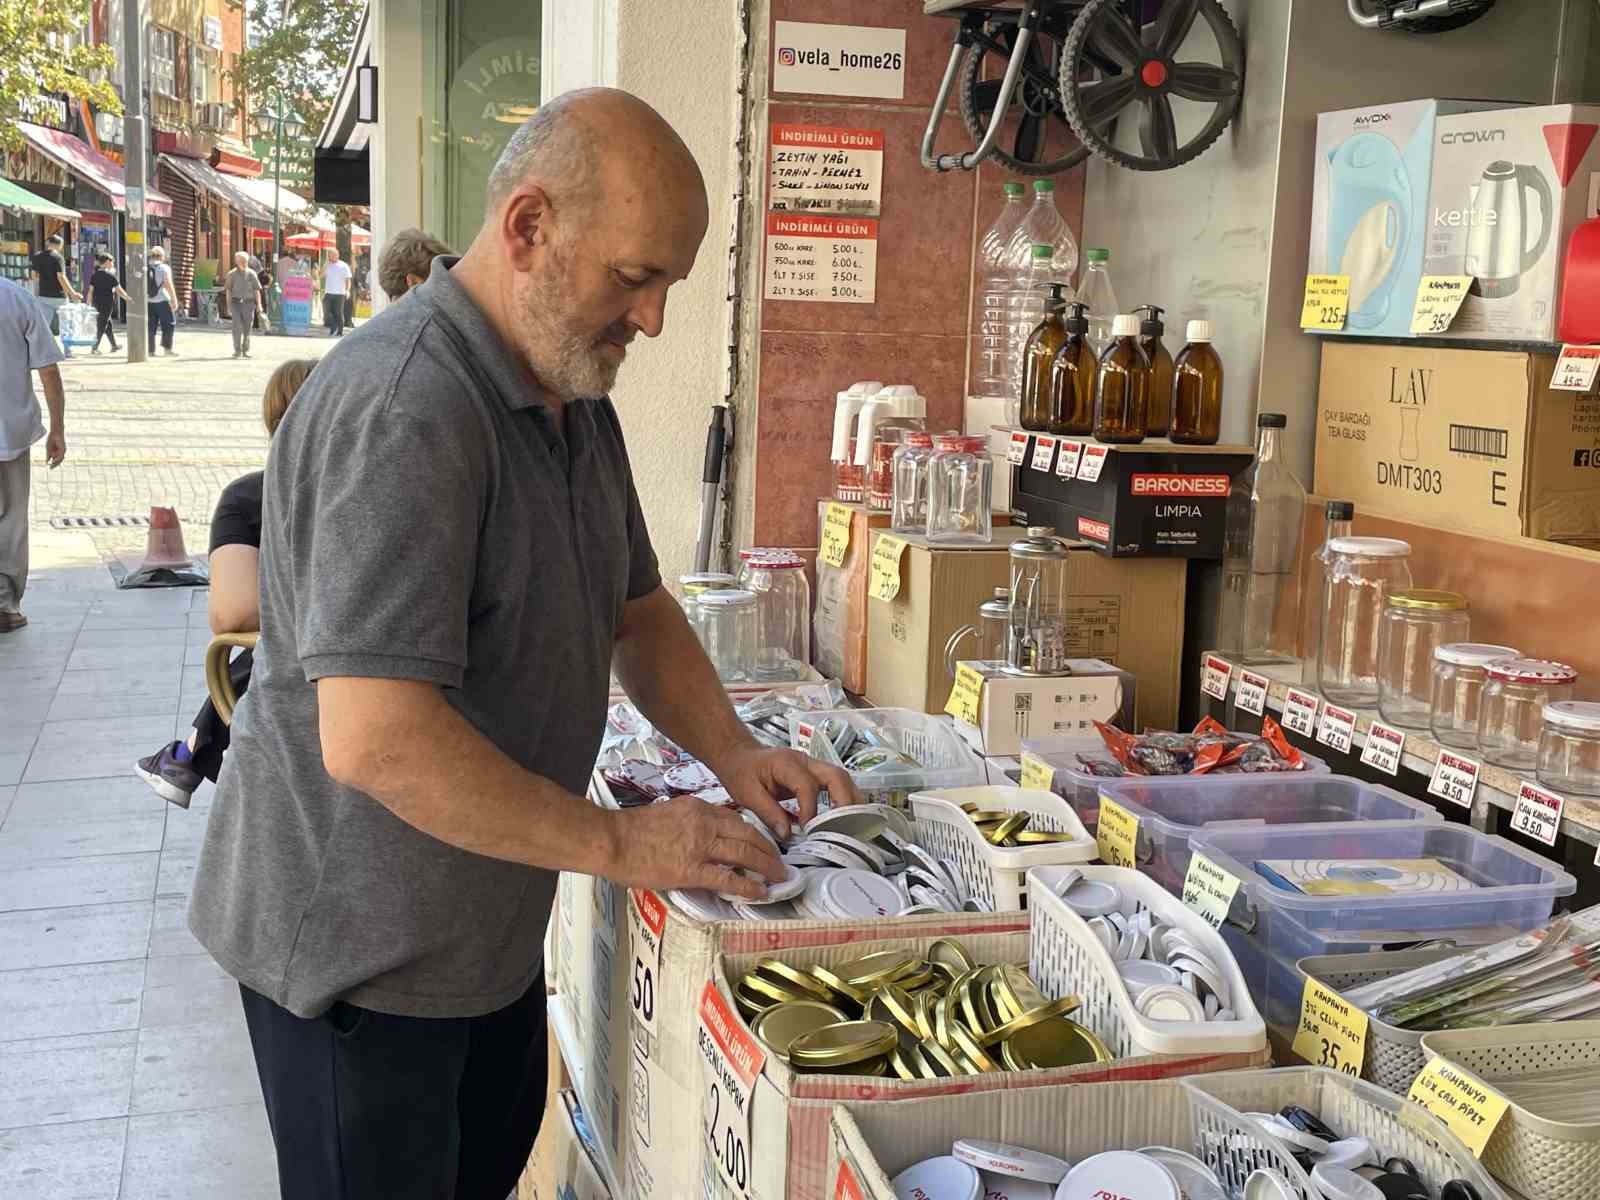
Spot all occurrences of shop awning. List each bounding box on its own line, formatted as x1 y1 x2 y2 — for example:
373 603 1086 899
225 175 338 233
16 121 173 216
157 153 277 226
0 177 80 220
313 2 372 207
285 223 371 251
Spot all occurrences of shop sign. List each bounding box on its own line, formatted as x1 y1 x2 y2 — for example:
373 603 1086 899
769 124 883 217
763 212 876 304
281 274 313 334
773 21 906 100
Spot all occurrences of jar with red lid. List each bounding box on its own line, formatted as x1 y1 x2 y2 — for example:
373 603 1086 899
927 435 993 544
890 432 936 533
867 427 905 512
1477 658 1579 772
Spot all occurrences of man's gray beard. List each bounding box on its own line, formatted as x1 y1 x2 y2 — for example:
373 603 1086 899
518 263 621 401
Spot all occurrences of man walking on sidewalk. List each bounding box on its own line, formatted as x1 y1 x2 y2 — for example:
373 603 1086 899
0 277 67 632
29 233 82 358
227 252 264 358
148 246 179 355
321 248 352 337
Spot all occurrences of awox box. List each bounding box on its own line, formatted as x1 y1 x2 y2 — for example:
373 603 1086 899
1008 435 1255 557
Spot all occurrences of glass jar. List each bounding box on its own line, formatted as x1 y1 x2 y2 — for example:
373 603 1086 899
943 587 1011 678
1539 701 1600 797
1376 590 1470 730
867 427 905 512
927 435 993 544
1316 536 1413 708
1429 642 1522 750
890 432 935 533
679 571 736 597
1477 658 1579 772
742 551 810 680
686 589 758 682
1007 527 1072 676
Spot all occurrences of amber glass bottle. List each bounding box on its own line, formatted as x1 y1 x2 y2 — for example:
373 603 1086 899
1048 302 1094 436
1092 314 1150 444
1020 275 1070 432
1171 319 1224 445
1135 304 1174 437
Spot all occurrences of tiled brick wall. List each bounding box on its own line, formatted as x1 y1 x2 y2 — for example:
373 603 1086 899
751 0 1084 548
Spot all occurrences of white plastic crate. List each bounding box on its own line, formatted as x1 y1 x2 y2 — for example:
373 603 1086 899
799 707 986 808
1026 864 1266 1058
910 786 1095 912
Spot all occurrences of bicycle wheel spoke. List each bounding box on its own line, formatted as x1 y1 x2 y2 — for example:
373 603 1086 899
1139 92 1178 162
1147 0 1202 58
1169 61 1239 102
1075 75 1138 127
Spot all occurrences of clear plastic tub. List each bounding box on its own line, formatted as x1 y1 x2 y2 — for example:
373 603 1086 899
1096 774 1443 896
1020 731 1329 836
796 707 986 809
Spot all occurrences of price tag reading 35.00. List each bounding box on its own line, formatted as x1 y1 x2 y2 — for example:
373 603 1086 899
1282 688 1321 738
818 502 853 568
1301 274 1351 330
868 535 907 602
1315 703 1357 755
1182 853 1241 930
1408 1056 1510 1158
1428 751 1480 811
629 889 668 1038
1096 794 1140 868
1234 669 1270 718
1293 976 1368 1077
698 981 767 1196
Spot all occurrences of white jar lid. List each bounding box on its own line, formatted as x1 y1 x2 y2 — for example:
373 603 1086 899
1057 1152 1182 1200
1544 700 1600 734
952 1140 1071 1184
891 1156 981 1200
820 868 902 918
1434 642 1522 667
1326 535 1410 557
694 588 757 609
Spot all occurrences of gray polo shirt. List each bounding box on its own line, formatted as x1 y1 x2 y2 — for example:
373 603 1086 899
189 255 660 1019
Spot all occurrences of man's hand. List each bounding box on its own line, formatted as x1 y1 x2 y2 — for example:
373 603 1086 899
607 796 787 901
44 430 65 468
709 744 860 841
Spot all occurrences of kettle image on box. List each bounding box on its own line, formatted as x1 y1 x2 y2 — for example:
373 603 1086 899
1327 134 1411 329
1463 160 1553 298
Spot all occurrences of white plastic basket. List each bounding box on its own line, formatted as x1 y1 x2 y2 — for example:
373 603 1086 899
800 707 986 809
1026 864 1266 1058
910 786 1096 911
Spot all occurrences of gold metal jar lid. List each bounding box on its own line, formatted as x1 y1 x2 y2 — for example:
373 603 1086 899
840 950 919 988
928 938 975 973
754 1000 848 1059
808 964 869 1007
742 973 816 1009
977 994 1083 1048
1386 588 1468 611
986 812 1031 846
754 958 835 1003
1015 828 1076 844
866 983 922 1040
788 1019 899 1069
1000 1016 1113 1070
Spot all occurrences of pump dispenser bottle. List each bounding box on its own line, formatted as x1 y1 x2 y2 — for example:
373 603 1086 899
1020 282 1070 433
1049 301 1095 436
1134 305 1173 437
1092 314 1150 444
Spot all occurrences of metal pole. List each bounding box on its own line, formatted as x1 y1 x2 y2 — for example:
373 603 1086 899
122 0 147 361
270 108 281 332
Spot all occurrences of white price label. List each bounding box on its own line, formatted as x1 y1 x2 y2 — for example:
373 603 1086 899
629 890 668 1038
1552 344 1600 392
698 982 765 1196
1077 444 1109 483
1428 751 1480 810
1007 432 1030 466
1200 654 1233 702
1055 439 1084 479
1235 670 1270 717
1360 721 1406 777
1512 781 1564 847
1315 703 1357 755
1030 435 1057 472
1282 688 1321 738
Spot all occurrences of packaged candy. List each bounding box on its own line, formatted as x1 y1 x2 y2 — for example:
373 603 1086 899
1088 717 1304 777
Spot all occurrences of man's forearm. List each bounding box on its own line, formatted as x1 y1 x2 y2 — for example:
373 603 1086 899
40 367 64 431
611 587 756 771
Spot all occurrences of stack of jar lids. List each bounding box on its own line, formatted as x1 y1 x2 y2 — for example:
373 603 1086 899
891 1141 1229 1200
807 714 921 774
959 801 1079 848
735 938 1111 1079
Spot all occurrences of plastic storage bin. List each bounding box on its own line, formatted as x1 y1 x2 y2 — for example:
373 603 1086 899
797 707 985 808
909 786 1096 911
1097 773 1442 895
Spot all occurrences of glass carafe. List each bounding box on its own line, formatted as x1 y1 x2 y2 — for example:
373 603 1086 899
1316 537 1413 707
1006 527 1073 676
1218 414 1306 665
890 432 935 533
927 435 993 544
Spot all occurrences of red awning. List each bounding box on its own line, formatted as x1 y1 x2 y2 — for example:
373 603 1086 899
211 147 264 178
285 224 371 250
16 121 173 216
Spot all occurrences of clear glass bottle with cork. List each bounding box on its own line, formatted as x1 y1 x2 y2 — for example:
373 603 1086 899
1171 321 1223 445
1092 314 1150 444
1048 301 1095 436
1134 304 1173 437
1021 275 1070 432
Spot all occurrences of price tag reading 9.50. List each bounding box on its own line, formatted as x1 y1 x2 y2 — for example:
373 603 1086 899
698 982 766 1197
1428 751 1480 811
629 890 668 1039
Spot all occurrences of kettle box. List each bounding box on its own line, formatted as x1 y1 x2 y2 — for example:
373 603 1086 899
1313 340 1600 544
1425 103 1600 343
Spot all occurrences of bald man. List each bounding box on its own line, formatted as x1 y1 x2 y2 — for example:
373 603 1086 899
226 251 263 358
186 89 855 1199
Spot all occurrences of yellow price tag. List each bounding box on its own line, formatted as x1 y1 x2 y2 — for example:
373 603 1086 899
819 503 853 569
944 663 984 726
1409 274 1474 335
1301 274 1351 330
1408 1056 1510 1158
1095 794 1139 867
1020 753 1055 791
1181 852 1241 931
1292 976 1368 1078
868 535 907 602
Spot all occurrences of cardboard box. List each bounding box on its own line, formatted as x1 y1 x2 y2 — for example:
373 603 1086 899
1009 434 1255 557
1314 340 1600 541
952 658 1134 758
519 1090 613 1200
811 503 891 693
1426 104 1600 342
1310 99 1504 338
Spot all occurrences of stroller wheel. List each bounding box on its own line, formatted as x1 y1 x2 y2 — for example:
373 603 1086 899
957 16 1093 176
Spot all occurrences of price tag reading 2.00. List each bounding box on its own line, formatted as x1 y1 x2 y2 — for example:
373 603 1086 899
698 982 766 1196
629 890 668 1039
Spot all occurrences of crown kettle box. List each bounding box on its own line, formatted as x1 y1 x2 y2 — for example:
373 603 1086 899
1425 103 1600 343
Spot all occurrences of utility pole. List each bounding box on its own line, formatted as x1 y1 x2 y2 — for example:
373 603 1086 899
122 0 148 362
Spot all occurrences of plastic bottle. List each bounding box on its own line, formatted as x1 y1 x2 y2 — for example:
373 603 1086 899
1219 413 1306 664
975 182 1027 397
1134 304 1173 438
1078 248 1118 358
1092 314 1149 444
1021 280 1070 432
1049 301 1095 436
1170 321 1223 445
829 380 882 502
1009 244 1060 416
1005 178 1079 285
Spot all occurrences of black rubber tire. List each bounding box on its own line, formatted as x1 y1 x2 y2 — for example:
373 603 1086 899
958 30 1090 176
1059 0 1244 172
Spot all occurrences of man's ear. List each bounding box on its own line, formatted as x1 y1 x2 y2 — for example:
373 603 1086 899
501 186 554 270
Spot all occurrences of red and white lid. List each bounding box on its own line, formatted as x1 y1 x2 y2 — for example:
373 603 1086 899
1544 701 1600 734
1485 657 1578 685
952 1140 1070 1184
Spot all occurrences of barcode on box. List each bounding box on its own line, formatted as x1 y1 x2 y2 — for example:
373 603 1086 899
1448 424 1509 460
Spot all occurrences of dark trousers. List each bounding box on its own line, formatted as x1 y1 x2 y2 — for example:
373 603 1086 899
148 299 175 351
240 976 548 1200
323 293 347 336
93 306 118 351
188 648 249 782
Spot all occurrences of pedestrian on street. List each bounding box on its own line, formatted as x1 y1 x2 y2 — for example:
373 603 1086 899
227 251 265 358
187 88 856 1200
88 253 130 355
0 277 67 632
320 247 352 336
376 228 451 301
29 233 82 358
147 246 178 355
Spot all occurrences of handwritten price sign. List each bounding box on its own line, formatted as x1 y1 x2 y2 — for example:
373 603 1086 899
1293 977 1367 1078
1301 274 1351 331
